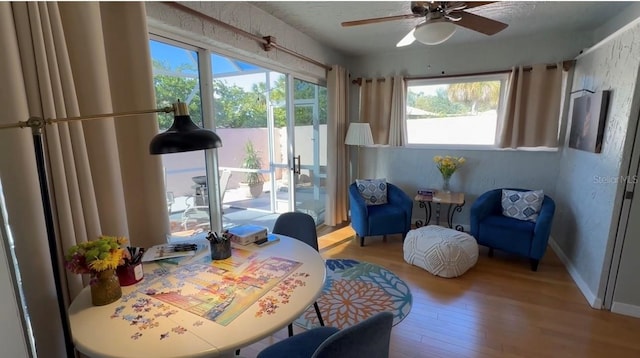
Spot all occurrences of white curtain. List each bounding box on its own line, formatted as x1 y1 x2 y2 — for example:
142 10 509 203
359 76 393 144
388 75 407 146
496 63 564 148
325 65 350 226
359 76 406 146
0 2 167 356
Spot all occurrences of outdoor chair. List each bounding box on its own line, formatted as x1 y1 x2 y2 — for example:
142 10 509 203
181 170 233 231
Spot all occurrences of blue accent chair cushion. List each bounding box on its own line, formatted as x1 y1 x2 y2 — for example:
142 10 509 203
470 188 556 271
349 182 413 247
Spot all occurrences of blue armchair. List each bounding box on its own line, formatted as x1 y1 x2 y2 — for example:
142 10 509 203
349 182 413 247
470 188 555 271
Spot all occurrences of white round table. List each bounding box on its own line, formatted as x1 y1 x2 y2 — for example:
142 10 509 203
68 234 326 357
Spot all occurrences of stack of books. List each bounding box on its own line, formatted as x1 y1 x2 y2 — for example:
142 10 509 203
417 188 436 197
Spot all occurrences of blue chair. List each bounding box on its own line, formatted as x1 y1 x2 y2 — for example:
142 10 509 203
470 188 556 271
236 212 326 356
272 212 325 336
349 182 413 247
257 311 393 358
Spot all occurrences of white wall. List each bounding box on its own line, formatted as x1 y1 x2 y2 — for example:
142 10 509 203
553 18 640 307
359 147 560 229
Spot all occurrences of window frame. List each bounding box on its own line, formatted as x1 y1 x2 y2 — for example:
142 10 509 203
405 73 510 150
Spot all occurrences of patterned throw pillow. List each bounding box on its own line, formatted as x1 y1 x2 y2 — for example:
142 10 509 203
501 189 544 222
355 178 388 206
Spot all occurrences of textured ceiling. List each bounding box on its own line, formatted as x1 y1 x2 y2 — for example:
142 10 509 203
249 1 631 56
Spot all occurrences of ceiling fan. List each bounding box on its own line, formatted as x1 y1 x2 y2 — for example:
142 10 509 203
341 1 508 47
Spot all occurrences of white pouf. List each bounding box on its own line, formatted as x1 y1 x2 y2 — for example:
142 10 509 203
403 225 478 278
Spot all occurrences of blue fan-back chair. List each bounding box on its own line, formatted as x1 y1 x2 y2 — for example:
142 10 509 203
257 311 393 358
349 182 413 246
470 188 556 271
272 212 325 336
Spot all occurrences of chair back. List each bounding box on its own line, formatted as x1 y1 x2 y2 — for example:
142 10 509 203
312 311 393 358
272 212 319 251
219 169 232 202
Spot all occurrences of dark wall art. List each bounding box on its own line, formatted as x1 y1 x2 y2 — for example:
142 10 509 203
568 90 611 153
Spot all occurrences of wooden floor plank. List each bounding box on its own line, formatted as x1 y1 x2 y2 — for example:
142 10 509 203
237 225 640 357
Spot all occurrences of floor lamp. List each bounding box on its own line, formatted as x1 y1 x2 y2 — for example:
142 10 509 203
0 101 222 357
345 122 374 180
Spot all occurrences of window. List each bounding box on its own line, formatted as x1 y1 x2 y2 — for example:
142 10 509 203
406 74 508 146
150 37 328 233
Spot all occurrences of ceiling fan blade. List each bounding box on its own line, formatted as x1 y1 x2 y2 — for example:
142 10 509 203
341 13 421 27
455 11 508 35
396 28 416 47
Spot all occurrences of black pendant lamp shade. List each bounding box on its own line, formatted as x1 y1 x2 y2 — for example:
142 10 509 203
149 102 222 154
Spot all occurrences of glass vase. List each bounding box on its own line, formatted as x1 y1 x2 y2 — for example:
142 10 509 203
90 269 122 306
441 175 451 193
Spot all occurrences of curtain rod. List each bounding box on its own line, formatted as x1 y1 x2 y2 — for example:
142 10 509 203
166 2 332 71
351 60 575 85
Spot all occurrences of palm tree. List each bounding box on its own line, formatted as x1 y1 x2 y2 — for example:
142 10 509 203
447 81 500 114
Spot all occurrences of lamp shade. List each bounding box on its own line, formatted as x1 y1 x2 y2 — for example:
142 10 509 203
345 122 374 146
414 19 456 45
149 102 222 154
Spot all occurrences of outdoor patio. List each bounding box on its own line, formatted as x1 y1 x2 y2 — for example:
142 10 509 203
169 183 326 234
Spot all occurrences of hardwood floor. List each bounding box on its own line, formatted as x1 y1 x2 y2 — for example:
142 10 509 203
238 226 640 357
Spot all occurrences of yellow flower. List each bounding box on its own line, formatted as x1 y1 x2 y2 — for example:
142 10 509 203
433 155 465 178
65 235 127 274
88 249 124 271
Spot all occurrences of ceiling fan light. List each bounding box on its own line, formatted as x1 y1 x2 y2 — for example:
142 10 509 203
414 20 456 45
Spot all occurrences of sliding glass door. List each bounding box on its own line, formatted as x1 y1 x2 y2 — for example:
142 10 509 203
289 78 327 225
150 37 327 233
211 55 281 228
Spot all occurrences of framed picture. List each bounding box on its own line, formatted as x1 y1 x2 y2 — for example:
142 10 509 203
568 90 610 153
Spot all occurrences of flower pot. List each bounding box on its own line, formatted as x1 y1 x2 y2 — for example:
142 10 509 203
240 182 264 199
441 175 452 194
91 269 122 306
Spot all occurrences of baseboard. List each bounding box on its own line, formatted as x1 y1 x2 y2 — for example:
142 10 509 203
549 238 603 309
611 302 640 318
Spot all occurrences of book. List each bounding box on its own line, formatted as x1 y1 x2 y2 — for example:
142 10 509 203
227 224 268 245
417 188 436 196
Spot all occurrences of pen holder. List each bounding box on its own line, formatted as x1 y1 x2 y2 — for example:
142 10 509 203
116 263 144 286
210 239 231 260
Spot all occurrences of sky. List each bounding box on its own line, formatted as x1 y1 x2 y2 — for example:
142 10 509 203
149 39 279 91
